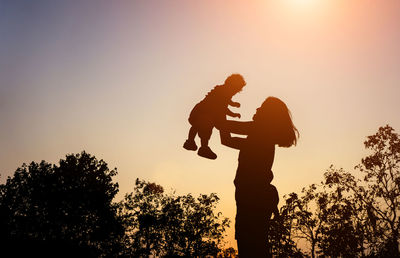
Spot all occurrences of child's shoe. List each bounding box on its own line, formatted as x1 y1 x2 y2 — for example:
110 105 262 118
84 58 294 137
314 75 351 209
183 140 197 151
198 146 217 160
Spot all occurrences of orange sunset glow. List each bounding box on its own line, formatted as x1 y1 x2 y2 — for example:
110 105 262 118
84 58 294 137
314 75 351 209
1 0 400 256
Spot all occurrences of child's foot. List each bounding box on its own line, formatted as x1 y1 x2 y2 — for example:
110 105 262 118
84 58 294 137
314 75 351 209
183 140 197 151
198 146 217 160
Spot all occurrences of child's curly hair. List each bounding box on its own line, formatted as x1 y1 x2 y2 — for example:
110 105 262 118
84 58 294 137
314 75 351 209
224 74 246 87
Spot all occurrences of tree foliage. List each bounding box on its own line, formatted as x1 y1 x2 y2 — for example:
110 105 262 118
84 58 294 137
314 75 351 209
317 176 365 257
269 125 400 257
268 192 305 257
0 152 231 257
119 179 230 257
0 151 124 257
324 125 400 256
290 185 323 258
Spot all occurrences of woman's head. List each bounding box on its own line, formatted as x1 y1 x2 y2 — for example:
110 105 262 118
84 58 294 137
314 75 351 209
252 97 299 147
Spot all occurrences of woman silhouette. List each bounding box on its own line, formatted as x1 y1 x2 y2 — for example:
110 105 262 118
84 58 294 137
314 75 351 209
217 97 298 257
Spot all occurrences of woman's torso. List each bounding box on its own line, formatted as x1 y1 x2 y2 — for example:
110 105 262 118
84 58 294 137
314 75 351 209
234 133 275 189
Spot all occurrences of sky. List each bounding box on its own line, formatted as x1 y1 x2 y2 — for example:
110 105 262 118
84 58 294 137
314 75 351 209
1 0 400 249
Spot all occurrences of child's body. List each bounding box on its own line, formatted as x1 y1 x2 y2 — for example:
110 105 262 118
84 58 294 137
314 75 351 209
183 74 246 159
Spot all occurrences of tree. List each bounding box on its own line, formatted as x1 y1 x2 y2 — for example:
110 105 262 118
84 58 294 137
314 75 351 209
119 179 165 257
119 179 230 257
290 184 323 258
268 125 400 257
358 125 400 256
0 151 124 257
217 247 238 258
268 193 305 257
318 174 365 257
325 125 400 256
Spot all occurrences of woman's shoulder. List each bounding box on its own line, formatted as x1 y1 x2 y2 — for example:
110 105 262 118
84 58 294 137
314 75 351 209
249 127 277 144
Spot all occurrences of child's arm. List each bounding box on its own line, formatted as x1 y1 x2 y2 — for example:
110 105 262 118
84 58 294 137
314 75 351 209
226 108 241 119
229 100 241 108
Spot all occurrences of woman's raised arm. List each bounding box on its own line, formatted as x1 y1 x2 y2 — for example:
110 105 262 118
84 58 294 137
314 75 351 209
216 119 253 150
219 130 245 150
216 119 253 135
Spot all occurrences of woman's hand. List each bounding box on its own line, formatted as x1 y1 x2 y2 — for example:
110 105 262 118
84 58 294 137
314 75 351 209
214 116 227 130
218 120 251 150
217 120 253 135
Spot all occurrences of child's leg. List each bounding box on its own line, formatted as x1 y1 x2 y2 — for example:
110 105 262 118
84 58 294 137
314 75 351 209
200 138 209 148
197 124 217 159
187 126 197 141
183 126 198 151
198 126 213 148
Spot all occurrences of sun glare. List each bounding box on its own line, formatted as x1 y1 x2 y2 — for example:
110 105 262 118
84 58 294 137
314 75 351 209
284 0 323 10
290 0 318 6
279 0 330 17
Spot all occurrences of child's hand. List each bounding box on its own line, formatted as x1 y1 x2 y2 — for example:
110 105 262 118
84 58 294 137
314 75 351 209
232 101 241 108
235 113 241 119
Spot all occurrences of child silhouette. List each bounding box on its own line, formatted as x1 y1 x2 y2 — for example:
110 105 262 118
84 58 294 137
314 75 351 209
183 74 246 159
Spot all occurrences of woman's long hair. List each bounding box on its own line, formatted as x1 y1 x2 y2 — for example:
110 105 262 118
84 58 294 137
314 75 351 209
252 97 299 147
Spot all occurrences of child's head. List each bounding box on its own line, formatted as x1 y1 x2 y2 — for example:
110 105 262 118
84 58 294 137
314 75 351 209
224 74 246 93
